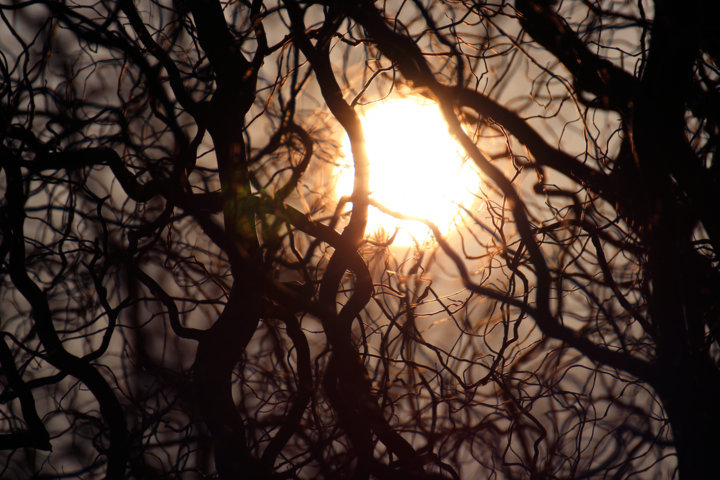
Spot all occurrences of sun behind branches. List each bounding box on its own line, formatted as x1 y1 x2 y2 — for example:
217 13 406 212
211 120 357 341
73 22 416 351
336 96 481 246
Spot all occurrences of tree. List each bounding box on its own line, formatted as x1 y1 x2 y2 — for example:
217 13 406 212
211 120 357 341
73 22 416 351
1 0 718 478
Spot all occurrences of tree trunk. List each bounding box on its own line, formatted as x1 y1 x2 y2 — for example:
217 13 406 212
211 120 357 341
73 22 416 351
657 363 720 478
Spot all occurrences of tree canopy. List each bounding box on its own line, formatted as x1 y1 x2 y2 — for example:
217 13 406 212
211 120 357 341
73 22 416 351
1 0 718 478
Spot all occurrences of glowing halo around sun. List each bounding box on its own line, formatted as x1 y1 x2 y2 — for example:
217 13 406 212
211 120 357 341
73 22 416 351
335 96 481 246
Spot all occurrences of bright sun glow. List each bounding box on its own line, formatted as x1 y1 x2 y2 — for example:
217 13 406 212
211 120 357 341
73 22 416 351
336 96 481 246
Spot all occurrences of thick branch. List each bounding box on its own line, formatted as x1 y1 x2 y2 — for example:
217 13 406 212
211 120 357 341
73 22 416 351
515 0 637 112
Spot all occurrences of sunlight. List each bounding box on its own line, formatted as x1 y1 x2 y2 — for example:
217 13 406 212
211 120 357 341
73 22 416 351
335 96 481 246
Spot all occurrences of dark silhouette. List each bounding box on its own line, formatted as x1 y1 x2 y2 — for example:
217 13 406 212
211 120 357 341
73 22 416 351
1 1 718 478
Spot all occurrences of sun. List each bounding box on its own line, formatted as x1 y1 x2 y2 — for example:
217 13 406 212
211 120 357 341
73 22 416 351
335 96 481 246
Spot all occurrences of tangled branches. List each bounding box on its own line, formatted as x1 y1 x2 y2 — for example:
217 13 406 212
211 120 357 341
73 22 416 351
1 1 718 478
